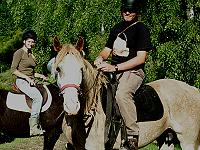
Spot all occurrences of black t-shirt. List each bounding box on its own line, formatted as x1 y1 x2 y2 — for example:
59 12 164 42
105 21 152 70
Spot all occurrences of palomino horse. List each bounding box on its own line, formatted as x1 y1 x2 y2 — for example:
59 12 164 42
0 83 65 150
52 37 200 150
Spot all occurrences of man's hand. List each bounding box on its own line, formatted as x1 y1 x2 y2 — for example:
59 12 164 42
94 56 103 68
98 62 116 72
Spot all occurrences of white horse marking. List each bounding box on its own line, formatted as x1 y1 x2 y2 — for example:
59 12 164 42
56 54 82 115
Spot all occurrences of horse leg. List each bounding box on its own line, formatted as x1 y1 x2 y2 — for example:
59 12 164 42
62 118 73 145
180 138 200 150
175 121 200 150
179 143 196 150
62 118 76 150
85 105 106 150
177 133 199 150
43 126 62 150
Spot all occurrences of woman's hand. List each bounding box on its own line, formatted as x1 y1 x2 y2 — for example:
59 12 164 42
34 73 48 81
26 77 35 86
40 74 48 81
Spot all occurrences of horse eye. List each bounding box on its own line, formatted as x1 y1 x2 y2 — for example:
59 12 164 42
56 67 61 72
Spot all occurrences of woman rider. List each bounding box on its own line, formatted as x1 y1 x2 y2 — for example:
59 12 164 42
11 30 47 136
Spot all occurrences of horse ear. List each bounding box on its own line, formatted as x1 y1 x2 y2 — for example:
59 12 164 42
75 37 84 52
53 36 62 52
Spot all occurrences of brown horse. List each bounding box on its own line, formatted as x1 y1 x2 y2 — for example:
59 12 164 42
0 84 65 150
52 37 200 150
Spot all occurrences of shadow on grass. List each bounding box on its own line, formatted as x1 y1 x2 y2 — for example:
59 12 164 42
0 133 15 144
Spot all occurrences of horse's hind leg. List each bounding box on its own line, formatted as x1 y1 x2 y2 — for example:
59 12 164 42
179 143 197 150
177 134 199 150
176 126 199 150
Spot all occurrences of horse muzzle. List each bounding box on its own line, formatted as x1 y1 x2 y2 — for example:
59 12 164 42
60 85 81 115
63 97 80 115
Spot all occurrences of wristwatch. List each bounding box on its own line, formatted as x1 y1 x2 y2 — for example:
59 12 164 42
115 65 119 72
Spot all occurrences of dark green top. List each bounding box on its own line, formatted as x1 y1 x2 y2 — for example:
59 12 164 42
11 48 36 78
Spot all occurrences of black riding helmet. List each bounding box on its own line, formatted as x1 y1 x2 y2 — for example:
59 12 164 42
121 0 142 13
22 30 37 41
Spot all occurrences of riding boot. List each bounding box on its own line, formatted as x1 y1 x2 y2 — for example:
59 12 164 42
29 117 44 136
121 135 138 150
127 135 138 150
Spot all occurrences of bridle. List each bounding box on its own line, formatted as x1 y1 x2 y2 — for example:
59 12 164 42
59 71 101 97
60 84 80 93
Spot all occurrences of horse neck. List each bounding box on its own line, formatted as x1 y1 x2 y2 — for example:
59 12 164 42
81 61 107 114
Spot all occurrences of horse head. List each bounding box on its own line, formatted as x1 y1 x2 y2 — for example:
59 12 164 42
52 36 85 115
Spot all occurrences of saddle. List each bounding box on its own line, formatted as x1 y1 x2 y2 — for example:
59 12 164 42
11 83 48 109
103 72 164 122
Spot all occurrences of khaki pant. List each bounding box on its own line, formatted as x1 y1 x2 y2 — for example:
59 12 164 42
115 69 144 136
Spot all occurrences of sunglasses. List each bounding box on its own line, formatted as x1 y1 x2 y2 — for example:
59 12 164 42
121 8 136 13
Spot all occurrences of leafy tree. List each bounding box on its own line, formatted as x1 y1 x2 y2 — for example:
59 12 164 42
0 0 199 88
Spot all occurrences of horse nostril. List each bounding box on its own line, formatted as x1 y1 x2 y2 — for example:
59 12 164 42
56 67 61 72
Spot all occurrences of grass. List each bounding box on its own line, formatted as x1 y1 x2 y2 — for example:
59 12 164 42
0 136 59 150
0 136 182 150
0 137 43 150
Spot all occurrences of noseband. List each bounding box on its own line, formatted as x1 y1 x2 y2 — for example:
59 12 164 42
60 71 101 97
60 84 80 93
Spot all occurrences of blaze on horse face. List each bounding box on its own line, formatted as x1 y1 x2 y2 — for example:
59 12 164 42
57 54 82 115
53 36 84 115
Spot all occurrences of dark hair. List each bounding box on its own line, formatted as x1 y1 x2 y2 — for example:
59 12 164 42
22 30 37 41
121 0 142 13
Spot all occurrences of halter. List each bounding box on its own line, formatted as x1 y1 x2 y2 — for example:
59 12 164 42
60 84 80 93
59 71 101 97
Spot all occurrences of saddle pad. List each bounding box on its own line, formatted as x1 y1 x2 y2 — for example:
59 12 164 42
135 84 164 122
6 85 52 113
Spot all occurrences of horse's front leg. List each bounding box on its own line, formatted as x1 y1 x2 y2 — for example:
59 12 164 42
43 126 62 150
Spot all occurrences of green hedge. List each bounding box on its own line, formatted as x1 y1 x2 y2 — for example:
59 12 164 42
0 0 199 88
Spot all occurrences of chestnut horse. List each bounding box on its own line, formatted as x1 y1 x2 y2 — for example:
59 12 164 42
52 37 200 150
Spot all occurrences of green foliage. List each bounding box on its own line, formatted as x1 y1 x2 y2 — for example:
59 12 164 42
0 0 199 88
0 70 15 90
143 0 200 88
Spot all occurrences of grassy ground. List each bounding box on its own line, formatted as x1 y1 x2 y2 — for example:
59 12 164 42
0 134 181 150
0 134 66 150
0 136 156 150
